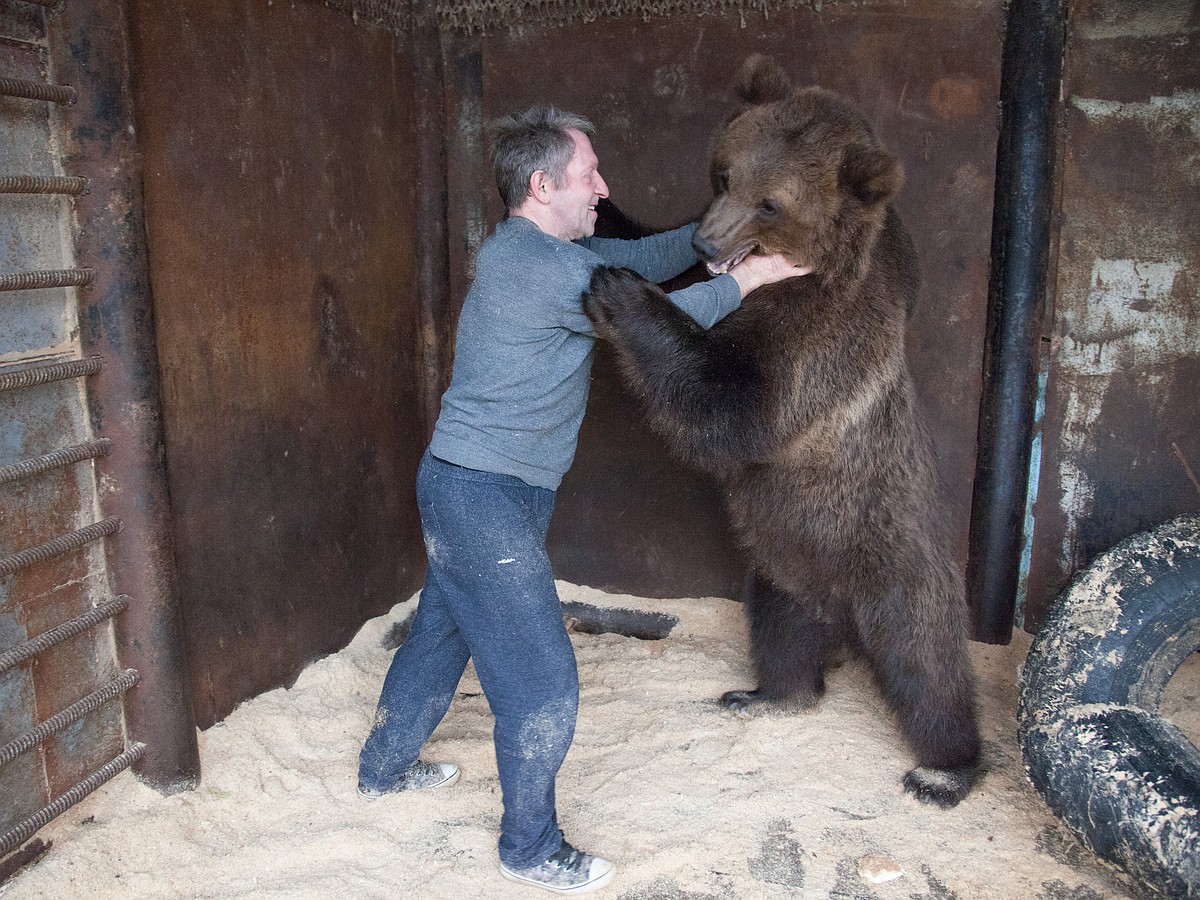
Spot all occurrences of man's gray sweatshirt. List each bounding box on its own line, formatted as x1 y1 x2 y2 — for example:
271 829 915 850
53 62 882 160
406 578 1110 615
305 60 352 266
429 215 742 489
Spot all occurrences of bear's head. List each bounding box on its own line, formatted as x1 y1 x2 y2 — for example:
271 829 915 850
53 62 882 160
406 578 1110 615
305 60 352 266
694 54 903 284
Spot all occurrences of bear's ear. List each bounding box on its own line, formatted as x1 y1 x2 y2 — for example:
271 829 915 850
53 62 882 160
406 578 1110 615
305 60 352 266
839 145 904 209
734 54 792 108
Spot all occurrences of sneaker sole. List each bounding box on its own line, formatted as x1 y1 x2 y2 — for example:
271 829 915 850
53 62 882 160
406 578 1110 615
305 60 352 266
498 861 615 894
357 767 460 800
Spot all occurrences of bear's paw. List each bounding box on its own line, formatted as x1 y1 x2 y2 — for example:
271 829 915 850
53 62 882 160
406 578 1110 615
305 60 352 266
902 765 975 809
720 689 762 718
720 688 822 717
583 265 654 326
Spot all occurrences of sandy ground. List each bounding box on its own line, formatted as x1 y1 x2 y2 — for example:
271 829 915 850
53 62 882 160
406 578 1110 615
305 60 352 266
6 582 1198 899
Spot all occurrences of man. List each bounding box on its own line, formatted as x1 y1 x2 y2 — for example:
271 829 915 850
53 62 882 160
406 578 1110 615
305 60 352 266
358 105 805 894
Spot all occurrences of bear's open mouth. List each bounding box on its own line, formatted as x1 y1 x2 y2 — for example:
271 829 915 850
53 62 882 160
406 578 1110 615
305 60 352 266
705 243 756 276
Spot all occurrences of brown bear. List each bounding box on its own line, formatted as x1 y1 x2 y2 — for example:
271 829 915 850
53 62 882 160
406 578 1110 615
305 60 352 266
583 54 981 807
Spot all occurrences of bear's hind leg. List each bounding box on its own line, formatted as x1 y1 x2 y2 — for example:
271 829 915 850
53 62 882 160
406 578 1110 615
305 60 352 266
856 580 981 808
722 574 842 716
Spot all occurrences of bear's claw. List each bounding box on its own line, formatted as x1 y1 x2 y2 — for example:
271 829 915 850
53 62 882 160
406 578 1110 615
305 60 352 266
719 689 761 718
902 766 976 809
721 687 824 717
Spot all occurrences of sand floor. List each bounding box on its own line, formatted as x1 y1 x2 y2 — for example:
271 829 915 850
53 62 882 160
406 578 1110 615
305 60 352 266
6 581 1198 899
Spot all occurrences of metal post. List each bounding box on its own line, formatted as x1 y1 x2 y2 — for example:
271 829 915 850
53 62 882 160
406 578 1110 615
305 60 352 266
411 0 453 441
966 0 1067 643
45 0 200 791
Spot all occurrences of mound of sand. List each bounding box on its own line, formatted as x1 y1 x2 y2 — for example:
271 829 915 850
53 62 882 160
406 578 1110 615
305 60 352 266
12 581 1194 899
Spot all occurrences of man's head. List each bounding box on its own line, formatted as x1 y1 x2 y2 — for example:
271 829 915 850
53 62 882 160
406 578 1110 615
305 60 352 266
491 105 609 240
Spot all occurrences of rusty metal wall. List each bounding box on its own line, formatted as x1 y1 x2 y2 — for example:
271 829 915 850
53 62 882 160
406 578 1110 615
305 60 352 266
107 0 1200 724
448 4 1005 599
1024 0 1200 627
125 1 427 727
0 4 124 836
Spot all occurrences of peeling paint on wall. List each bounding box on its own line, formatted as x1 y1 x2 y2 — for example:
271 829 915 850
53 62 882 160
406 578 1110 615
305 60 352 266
1063 258 1190 377
1052 255 1198 587
1072 91 1200 181
1023 0 1200 627
1074 0 1197 41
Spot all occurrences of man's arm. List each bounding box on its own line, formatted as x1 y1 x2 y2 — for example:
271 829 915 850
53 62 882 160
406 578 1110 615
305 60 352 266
580 223 700 283
583 222 737 328
657 254 813 330
662 276 741 330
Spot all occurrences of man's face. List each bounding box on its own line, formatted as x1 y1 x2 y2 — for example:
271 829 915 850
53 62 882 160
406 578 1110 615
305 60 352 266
546 129 609 241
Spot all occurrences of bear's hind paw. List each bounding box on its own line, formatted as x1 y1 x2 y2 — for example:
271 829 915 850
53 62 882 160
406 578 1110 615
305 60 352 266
902 765 976 809
719 689 762 718
721 688 822 718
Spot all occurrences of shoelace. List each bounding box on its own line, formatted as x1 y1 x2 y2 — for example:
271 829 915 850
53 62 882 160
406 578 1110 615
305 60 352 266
409 761 440 778
548 843 585 874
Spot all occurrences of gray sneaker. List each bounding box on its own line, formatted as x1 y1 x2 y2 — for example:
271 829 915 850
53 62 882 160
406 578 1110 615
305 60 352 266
357 759 459 799
499 841 615 894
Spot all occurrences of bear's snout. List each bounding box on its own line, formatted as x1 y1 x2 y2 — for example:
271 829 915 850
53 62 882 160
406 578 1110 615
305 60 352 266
692 232 720 262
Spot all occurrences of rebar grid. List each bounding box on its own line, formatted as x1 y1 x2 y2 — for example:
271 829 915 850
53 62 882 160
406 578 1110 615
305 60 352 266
0 670 140 767
0 743 146 858
0 175 87 194
0 517 121 578
0 77 75 104
0 438 113 486
0 596 131 674
0 357 101 392
0 268 94 292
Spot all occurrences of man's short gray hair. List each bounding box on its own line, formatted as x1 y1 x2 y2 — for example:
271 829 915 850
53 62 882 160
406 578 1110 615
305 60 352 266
490 105 596 210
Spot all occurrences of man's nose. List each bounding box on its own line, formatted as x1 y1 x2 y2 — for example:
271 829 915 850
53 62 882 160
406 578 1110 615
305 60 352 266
595 174 609 198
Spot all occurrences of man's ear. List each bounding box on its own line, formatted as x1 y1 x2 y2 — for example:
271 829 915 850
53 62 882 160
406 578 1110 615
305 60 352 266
529 170 553 204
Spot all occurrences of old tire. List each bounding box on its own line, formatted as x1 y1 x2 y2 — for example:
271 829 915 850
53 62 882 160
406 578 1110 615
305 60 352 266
1018 513 1200 898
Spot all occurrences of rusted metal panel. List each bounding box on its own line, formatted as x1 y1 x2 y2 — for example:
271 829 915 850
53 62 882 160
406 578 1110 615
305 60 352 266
125 0 427 726
468 3 1002 598
1 8 127 829
440 32 487 393
0 714 42 838
45 0 202 789
0 5 42 45
0 602 39 836
0 389 120 822
1 12 125 840
0 38 76 363
1024 0 1200 628
412 0 455 440
21 578 124 797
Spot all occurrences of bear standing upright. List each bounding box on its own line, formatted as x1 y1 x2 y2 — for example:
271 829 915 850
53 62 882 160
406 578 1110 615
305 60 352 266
584 55 981 807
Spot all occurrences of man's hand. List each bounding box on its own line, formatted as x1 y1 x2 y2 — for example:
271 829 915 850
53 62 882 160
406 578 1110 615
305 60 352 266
728 253 813 298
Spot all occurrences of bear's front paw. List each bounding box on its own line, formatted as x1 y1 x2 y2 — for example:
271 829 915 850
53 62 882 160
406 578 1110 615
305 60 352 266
902 765 976 809
583 265 652 325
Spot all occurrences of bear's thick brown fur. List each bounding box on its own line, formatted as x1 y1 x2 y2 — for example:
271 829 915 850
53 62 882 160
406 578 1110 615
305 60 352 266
584 55 981 807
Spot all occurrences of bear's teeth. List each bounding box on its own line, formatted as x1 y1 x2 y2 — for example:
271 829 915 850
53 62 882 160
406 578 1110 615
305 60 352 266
706 245 755 277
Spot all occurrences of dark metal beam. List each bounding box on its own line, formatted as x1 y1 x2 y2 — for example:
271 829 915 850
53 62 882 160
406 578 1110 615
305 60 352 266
966 0 1067 644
